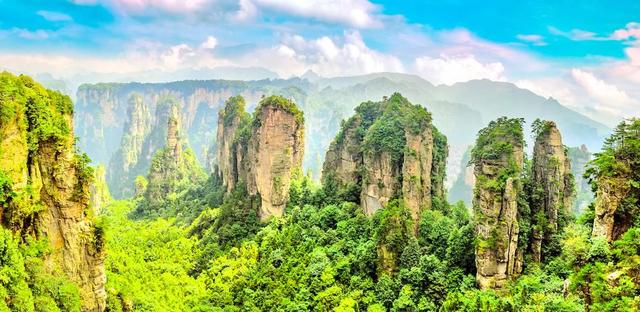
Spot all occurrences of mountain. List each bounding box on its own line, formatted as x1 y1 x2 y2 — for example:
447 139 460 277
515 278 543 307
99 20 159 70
73 73 610 199
0 72 105 311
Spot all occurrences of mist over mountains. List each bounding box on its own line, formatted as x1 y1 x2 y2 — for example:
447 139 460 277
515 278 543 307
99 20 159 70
71 70 610 200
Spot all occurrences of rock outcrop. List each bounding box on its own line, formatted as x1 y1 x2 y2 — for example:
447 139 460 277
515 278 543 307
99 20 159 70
588 119 640 242
75 82 309 198
567 145 593 213
214 95 305 220
140 104 205 215
322 93 448 225
0 72 106 311
530 121 574 262
107 95 181 198
215 96 250 192
591 177 631 241
471 117 525 289
89 165 111 216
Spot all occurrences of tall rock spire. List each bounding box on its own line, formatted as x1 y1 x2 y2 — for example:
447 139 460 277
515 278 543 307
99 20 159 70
471 117 525 289
530 120 574 262
213 95 305 220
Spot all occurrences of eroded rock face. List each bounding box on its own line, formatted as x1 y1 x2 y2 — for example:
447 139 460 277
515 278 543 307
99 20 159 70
322 117 362 190
166 106 182 162
141 104 206 215
0 73 106 311
592 177 631 241
587 119 640 242
75 83 285 198
530 121 574 262
215 96 249 192
361 151 401 215
247 101 305 220
472 117 525 289
567 145 592 213
89 165 111 216
322 93 447 225
214 95 305 220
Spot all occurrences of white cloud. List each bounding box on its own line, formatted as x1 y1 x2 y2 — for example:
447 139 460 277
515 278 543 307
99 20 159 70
233 0 258 21
612 22 640 41
37 10 73 22
238 31 403 77
0 31 404 78
252 0 381 28
548 26 606 41
516 34 546 46
414 54 505 85
4 28 51 40
72 0 381 27
571 69 638 114
110 0 209 14
200 36 218 49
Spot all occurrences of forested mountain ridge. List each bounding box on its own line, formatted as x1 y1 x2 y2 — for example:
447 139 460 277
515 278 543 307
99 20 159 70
0 72 105 311
1 73 638 311
74 73 609 200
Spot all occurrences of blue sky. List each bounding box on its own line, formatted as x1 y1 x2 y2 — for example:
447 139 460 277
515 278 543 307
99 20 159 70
0 0 639 123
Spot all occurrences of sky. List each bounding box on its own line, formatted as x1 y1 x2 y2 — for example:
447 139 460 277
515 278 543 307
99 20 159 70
0 0 639 125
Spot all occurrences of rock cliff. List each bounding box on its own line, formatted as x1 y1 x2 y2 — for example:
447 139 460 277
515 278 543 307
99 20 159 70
89 165 111 216
0 72 106 311
529 121 574 262
471 117 525 289
139 104 205 215
106 94 150 198
567 145 593 212
75 82 311 198
214 95 304 220
322 93 447 225
215 96 251 192
588 119 640 242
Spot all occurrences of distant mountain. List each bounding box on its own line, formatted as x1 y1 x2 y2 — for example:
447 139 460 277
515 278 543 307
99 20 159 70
73 72 611 199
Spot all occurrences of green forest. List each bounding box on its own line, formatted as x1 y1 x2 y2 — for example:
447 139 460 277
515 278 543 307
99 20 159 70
0 72 639 312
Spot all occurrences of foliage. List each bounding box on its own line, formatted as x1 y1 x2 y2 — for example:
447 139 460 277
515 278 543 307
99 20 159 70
471 117 525 164
585 118 640 237
0 228 82 312
219 95 250 127
101 201 208 311
361 93 432 162
253 95 304 127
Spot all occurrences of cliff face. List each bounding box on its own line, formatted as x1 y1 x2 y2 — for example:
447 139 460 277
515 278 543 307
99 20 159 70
567 145 593 213
247 99 305 220
322 93 447 225
214 95 304 220
106 94 151 198
75 82 311 199
530 121 574 262
471 117 525 289
89 165 111 216
0 73 106 311
587 119 640 242
140 104 205 215
215 96 250 192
